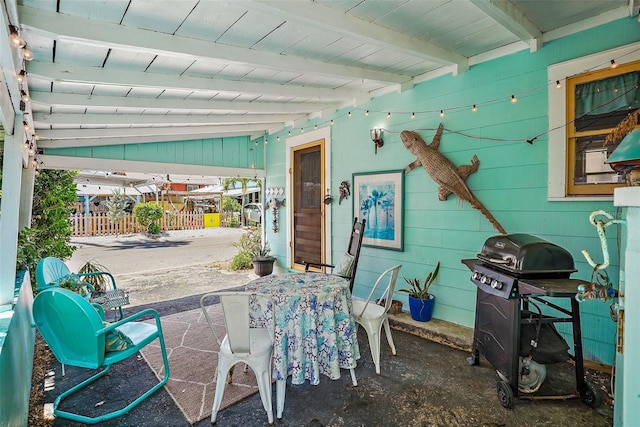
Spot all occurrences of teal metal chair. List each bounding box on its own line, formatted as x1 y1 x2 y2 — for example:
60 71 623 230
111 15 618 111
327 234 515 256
32 287 170 425
36 256 127 320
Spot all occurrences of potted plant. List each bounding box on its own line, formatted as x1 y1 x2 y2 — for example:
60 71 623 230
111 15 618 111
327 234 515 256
399 261 440 322
251 243 276 277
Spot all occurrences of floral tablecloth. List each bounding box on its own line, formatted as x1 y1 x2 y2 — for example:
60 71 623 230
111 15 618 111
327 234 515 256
245 272 360 385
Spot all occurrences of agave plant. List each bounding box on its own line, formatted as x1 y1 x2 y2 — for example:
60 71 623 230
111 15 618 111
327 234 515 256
399 261 440 300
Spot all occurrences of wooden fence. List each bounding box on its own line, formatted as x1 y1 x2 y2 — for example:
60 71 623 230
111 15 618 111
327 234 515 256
71 211 210 236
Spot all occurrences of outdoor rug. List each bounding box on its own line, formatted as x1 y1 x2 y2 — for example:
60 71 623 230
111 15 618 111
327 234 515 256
139 304 260 424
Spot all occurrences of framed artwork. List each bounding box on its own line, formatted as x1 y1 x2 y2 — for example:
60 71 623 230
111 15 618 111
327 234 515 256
353 170 404 251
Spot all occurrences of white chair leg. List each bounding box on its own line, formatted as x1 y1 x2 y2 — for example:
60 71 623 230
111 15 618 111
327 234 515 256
349 368 358 386
383 318 397 356
211 359 233 424
254 365 274 424
368 326 382 375
276 379 286 419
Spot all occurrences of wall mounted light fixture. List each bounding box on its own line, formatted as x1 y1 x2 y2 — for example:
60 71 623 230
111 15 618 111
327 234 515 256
370 127 383 154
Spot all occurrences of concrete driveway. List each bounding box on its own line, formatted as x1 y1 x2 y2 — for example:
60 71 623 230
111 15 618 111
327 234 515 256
68 227 257 307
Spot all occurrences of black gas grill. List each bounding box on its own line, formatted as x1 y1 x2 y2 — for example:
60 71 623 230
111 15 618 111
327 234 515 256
462 233 601 408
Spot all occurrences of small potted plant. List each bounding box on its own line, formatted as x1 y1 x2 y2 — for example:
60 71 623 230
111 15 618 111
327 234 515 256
398 261 440 322
251 243 276 277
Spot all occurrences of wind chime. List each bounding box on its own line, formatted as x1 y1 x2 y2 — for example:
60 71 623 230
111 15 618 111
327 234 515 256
267 198 285 233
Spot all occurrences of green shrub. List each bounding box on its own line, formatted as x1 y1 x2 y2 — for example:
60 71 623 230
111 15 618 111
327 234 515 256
230 227 262 270
133 202 163 234
230 251 253 271
227 216 241 228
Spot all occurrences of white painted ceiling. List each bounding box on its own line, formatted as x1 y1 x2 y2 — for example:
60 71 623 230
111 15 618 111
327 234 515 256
8 0 640 151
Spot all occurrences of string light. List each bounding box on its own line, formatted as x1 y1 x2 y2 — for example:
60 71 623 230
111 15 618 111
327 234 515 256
23 121 29 131
22 44 34 61
268 51 639 143
276 136 280 141
8 25 25 48
21 90 30 103
17 70 27 84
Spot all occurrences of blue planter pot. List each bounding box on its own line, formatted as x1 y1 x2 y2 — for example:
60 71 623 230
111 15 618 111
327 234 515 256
408 295 435 322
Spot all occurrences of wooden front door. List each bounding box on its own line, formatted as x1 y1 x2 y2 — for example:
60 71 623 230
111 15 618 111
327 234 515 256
291 141 324 270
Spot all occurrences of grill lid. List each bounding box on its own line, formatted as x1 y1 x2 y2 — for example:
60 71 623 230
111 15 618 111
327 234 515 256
477 233 576 278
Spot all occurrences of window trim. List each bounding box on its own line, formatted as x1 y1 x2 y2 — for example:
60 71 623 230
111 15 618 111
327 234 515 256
547 41 640 201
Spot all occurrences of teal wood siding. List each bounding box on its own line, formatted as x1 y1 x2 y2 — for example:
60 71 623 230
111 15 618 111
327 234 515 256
45 136 263 169
264 17 639 365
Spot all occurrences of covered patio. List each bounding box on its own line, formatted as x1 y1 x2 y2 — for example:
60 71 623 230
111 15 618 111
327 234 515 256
2 1 640 425
31 252 613 426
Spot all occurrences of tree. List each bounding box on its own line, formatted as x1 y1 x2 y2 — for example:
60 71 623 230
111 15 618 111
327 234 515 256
222 177 261 226
0 159 78 285
106 188 128 236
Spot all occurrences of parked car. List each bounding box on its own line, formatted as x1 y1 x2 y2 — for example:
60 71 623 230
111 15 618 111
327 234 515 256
243 203 263 224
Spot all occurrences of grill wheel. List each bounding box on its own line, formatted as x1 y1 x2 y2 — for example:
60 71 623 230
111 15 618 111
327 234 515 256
497 381 515 409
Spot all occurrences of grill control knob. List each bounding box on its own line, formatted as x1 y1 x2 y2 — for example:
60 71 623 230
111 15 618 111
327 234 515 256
472 272 481 281
480 275 489 285
491 279 503 290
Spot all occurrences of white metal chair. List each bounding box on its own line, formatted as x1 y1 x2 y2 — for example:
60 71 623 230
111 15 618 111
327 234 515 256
200 292 275 425
352 264 402 375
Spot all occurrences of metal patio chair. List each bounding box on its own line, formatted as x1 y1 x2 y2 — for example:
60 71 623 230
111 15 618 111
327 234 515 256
200 291 275 425
304 217 366 292
352 264 402 375
32 287 170 425
35 256 128 320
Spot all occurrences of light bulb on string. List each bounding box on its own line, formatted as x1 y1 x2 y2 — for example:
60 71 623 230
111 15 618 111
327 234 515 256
21 90 30 103
22 44 34 61
277 136 280 141
556 80 562 89
411 112 415 119
288 131 291 136
511 95 517 104
330 119 334 125
17 70 27 84
300 128 304 133
23 121 29 131
8 25 25 48
472 104 477 112
610 59 618 69
314 124 317 129
387 112 391 119
365 110 369 116
348 111 351 117
440 110 445 118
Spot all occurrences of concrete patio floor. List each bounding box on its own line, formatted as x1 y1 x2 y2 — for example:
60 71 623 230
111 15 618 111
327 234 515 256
34 261 614 427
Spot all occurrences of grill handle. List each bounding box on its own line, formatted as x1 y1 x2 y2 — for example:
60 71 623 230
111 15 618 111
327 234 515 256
476 254 512 265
